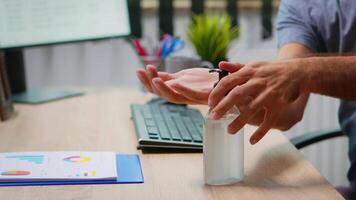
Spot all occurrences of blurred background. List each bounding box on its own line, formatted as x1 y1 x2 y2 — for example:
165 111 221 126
22 0 347 186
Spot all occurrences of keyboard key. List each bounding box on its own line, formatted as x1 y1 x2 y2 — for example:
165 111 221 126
149 135 159 139
147 126 159 135
150 105 171 140
145 118 156 126
165 118 181 141
183 117 202 143
148 133 158 137
149 104 160 113
155 117 171 140
161 107 181 141
195 122 204 133
142 106 153 119
176 106 187 112
188 109 204 121
167 105 179 112
172 116 192 142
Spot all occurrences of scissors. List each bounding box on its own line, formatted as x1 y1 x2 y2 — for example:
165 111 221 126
159 36 185 59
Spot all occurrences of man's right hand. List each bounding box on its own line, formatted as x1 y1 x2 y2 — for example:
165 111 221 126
136 65 216 104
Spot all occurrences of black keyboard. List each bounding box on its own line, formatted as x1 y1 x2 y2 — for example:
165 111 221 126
130 104 204 150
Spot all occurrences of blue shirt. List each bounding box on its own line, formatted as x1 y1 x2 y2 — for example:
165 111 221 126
277 0 356 53
276 0 356 181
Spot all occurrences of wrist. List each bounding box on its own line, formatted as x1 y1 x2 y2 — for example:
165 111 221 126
297 57 320 94
290 58 311 94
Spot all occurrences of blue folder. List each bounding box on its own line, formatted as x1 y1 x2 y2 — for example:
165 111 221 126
0 154 144 187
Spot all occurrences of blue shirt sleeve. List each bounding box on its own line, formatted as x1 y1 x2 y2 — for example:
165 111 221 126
277 0 320 52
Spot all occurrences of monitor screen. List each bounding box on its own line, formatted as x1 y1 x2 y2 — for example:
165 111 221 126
0 0 131 49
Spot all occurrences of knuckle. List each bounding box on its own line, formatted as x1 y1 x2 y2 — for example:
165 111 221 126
215 104 227 114
209 88 217 96
247 61 260 68
218 78 230 88
230 88 242 98
254 61 268 66
247 61 268 71
214 110 223 118
257 78 268 87
269 89 281 98
241 67 256 78
245 61 255 67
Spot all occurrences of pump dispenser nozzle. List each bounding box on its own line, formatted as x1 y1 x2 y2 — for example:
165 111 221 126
209 69 229 88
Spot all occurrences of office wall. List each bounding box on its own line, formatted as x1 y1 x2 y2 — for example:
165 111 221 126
24 10 348 186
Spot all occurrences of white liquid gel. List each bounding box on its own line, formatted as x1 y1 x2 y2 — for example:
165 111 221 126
203 106 244 185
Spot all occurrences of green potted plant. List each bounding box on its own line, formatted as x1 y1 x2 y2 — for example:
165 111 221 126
187 14 239 67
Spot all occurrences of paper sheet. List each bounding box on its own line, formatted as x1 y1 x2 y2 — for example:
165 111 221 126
0 152 117 182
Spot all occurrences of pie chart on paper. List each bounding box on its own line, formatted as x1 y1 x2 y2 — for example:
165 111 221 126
63 156 92 163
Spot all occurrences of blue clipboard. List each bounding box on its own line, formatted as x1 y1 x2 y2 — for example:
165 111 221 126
0 154 144 187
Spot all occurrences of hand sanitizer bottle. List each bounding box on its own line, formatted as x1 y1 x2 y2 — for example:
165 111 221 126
203 69 244 185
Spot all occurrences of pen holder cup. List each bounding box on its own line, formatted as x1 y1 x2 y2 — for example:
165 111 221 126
164 56 213 74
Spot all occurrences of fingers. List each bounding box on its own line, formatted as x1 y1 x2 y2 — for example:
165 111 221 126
211 80 264 120
249 88 276 109
208 67 254 108
147 65 161 95
136 65 177 94
158 71 175 81
219 61 244 73
136 68 153 93
208 76 246 108
147 65 159 78
250 109 279 145
170 82 209 104
136 65 207 104
152 78 195 104
227 107 258 134
239 106 265 126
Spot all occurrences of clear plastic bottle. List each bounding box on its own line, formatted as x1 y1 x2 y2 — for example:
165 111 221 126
203 69 244 185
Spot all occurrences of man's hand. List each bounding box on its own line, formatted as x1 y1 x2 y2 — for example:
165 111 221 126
136 65 220 104
209 60 308 144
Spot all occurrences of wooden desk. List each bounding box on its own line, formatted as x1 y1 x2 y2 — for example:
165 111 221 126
0 88 344 200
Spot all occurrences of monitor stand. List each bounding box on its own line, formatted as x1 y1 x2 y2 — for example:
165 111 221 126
5 50 26 94
5 49 84 104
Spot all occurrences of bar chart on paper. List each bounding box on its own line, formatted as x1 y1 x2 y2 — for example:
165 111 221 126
6 155 44 164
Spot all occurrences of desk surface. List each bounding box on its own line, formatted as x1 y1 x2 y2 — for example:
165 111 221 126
0 88 344 200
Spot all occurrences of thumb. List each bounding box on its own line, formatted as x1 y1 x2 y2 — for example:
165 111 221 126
218 61 245 73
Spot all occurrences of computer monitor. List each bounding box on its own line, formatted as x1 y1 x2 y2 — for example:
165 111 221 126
0 0 132 102
0 0 131 49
